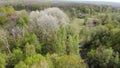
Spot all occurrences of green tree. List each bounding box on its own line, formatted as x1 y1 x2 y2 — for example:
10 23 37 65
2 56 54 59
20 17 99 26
14 61 28 68
24 43 36 57
0 53 6 68
8 49 24 67
52 54 86 68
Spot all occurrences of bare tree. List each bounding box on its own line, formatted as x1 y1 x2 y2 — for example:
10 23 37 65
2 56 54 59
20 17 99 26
0 29 11 54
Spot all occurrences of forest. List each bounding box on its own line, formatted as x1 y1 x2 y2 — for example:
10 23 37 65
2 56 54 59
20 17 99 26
0 0 120 68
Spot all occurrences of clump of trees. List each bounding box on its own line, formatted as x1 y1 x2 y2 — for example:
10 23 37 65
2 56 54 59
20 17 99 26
0 6 86 68
87 47 119 68
0 4 120 68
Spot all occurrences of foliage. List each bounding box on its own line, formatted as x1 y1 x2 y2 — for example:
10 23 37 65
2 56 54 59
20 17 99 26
41 25 79 55
14 61 28 68
0 13 8 25
24 43 36 57
0 4 120 68
0 53 6 68
87 46 119 68
15 54 51 68
109 31 120 53
10 49 24 65
16 10 29 26
0 6 15 16
48 54 86 68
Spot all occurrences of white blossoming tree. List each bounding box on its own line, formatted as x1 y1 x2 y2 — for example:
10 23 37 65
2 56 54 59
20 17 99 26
29 7 69 35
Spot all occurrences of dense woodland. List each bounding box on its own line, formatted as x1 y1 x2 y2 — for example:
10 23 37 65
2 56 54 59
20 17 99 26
0 1 120 68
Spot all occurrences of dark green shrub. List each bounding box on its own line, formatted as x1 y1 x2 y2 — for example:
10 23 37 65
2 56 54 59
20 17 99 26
110 31 120 53
87 46 119 68
79 25 110 49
